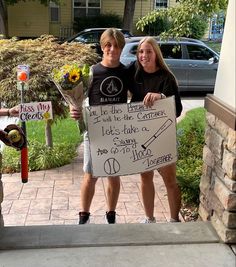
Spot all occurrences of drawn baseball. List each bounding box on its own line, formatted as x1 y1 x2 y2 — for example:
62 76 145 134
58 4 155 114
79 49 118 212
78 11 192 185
104 158 120 175
141 119 173 150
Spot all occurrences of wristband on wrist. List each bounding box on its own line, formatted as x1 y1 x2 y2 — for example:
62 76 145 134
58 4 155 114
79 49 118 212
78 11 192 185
7 109 10 117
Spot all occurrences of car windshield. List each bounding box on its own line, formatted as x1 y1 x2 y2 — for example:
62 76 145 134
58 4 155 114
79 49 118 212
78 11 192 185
74 32 99 43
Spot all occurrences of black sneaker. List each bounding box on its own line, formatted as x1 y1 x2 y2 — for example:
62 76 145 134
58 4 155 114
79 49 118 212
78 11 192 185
105 211 116 224
78 212 90 224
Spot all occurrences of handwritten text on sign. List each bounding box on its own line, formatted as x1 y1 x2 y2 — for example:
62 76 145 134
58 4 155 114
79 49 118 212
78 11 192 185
86 96 177 177
19 101 53 122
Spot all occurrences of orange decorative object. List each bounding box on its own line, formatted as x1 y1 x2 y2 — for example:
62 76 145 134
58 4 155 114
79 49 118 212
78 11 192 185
18 71 28 81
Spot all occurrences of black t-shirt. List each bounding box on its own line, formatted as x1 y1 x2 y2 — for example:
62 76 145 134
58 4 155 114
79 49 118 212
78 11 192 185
88 63 128 106
127 62 183 117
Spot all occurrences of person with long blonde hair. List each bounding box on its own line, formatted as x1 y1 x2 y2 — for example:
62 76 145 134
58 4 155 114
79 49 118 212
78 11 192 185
128 36 182 223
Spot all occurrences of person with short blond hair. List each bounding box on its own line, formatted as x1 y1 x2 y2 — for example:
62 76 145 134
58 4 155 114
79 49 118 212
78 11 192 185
70 28 128 224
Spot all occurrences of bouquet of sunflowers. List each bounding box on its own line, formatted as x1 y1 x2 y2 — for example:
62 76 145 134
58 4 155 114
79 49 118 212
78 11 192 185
52 64 90 133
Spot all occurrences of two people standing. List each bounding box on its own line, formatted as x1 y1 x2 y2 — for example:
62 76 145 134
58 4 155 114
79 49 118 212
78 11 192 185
70 29 182 224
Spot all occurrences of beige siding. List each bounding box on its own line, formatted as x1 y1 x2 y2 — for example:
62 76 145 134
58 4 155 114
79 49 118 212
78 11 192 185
8 2 49 38
6 0 190 38
169 0 178 7
60 1 73 25
50 1 73 37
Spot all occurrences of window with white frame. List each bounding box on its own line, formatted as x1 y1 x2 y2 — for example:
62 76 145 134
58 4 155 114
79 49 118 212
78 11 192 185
50 1 60 22
155 0 168 9
74 0 101 19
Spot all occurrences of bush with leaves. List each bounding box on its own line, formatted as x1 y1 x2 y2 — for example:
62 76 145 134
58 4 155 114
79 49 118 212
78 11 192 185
141 13 207 40
142 16 171 36
0 35 99 114
136 0 227 40
0 35 99 147
177 108 206 205
73 13 123 33
187 16 208 39
2 140 78 173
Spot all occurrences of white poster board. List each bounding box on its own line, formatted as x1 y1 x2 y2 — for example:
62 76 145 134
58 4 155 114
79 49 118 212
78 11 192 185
19 101 53 122
86 96 177 177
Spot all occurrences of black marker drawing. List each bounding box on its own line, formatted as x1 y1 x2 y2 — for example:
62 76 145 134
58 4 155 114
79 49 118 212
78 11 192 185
104 158 120 175
141 119 173 150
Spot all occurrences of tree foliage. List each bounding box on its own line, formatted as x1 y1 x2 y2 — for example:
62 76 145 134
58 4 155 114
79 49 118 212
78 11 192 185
136 0 228 39
0 35 98 118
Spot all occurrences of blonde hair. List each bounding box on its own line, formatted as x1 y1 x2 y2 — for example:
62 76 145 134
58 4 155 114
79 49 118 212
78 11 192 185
134 36 177 84
137 36 172 72
100 28 125 50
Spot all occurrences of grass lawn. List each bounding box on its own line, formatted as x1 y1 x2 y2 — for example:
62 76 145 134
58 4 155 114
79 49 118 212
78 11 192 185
27 117 82 145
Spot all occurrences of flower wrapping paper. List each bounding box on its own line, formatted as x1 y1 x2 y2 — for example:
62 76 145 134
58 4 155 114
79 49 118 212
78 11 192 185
53 80 86 133
52 64 90 133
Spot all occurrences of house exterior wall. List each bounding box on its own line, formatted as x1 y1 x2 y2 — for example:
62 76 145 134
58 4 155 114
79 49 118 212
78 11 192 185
50 1 73 38
8 1 49 37
7 0 178 38
198 0 236 243
102 0 154 34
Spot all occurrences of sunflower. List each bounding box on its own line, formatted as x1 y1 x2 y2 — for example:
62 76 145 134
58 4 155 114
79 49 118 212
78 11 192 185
69 68 81 83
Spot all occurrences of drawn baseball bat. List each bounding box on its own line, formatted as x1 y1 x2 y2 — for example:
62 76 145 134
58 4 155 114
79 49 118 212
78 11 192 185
141 119 173 150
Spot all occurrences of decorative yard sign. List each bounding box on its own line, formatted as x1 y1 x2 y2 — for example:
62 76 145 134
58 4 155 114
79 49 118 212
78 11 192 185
86 96 177 177
19 101 53 122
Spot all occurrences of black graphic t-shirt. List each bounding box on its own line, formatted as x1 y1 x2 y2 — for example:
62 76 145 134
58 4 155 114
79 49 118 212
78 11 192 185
88 63 128 105
127 62 182 118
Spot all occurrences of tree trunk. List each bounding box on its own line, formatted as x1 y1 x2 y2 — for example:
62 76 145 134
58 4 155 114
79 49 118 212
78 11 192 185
123 0 136 32
45 120 53 148
0 0 8 38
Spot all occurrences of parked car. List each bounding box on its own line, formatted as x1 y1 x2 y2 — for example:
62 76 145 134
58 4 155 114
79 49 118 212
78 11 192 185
66 28 133 56
121 37 219 93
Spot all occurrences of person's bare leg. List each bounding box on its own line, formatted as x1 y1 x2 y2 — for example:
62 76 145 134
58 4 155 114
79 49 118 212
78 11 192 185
106 176 120 211
141 171 155 219
80 172 98 212
159 163 181 221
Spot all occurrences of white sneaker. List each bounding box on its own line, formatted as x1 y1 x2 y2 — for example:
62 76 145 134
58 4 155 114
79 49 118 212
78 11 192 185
141 217 156 223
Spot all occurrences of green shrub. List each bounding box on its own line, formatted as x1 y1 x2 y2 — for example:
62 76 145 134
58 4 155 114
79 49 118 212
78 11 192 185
177 108 206 205
2 141 78 172
1 147 21 173
186 16 208 39
28 141 77 171
140 14 208 40
73 13 123 33
1 117 82 173
143 16 171 36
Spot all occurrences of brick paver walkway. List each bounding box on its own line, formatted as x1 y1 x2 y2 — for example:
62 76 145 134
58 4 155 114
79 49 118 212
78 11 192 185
1 144 176 226
1 99 204 226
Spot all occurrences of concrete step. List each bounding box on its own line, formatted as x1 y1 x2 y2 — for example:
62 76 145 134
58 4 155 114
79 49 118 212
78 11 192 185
0 222 235 267
0 222 219 249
